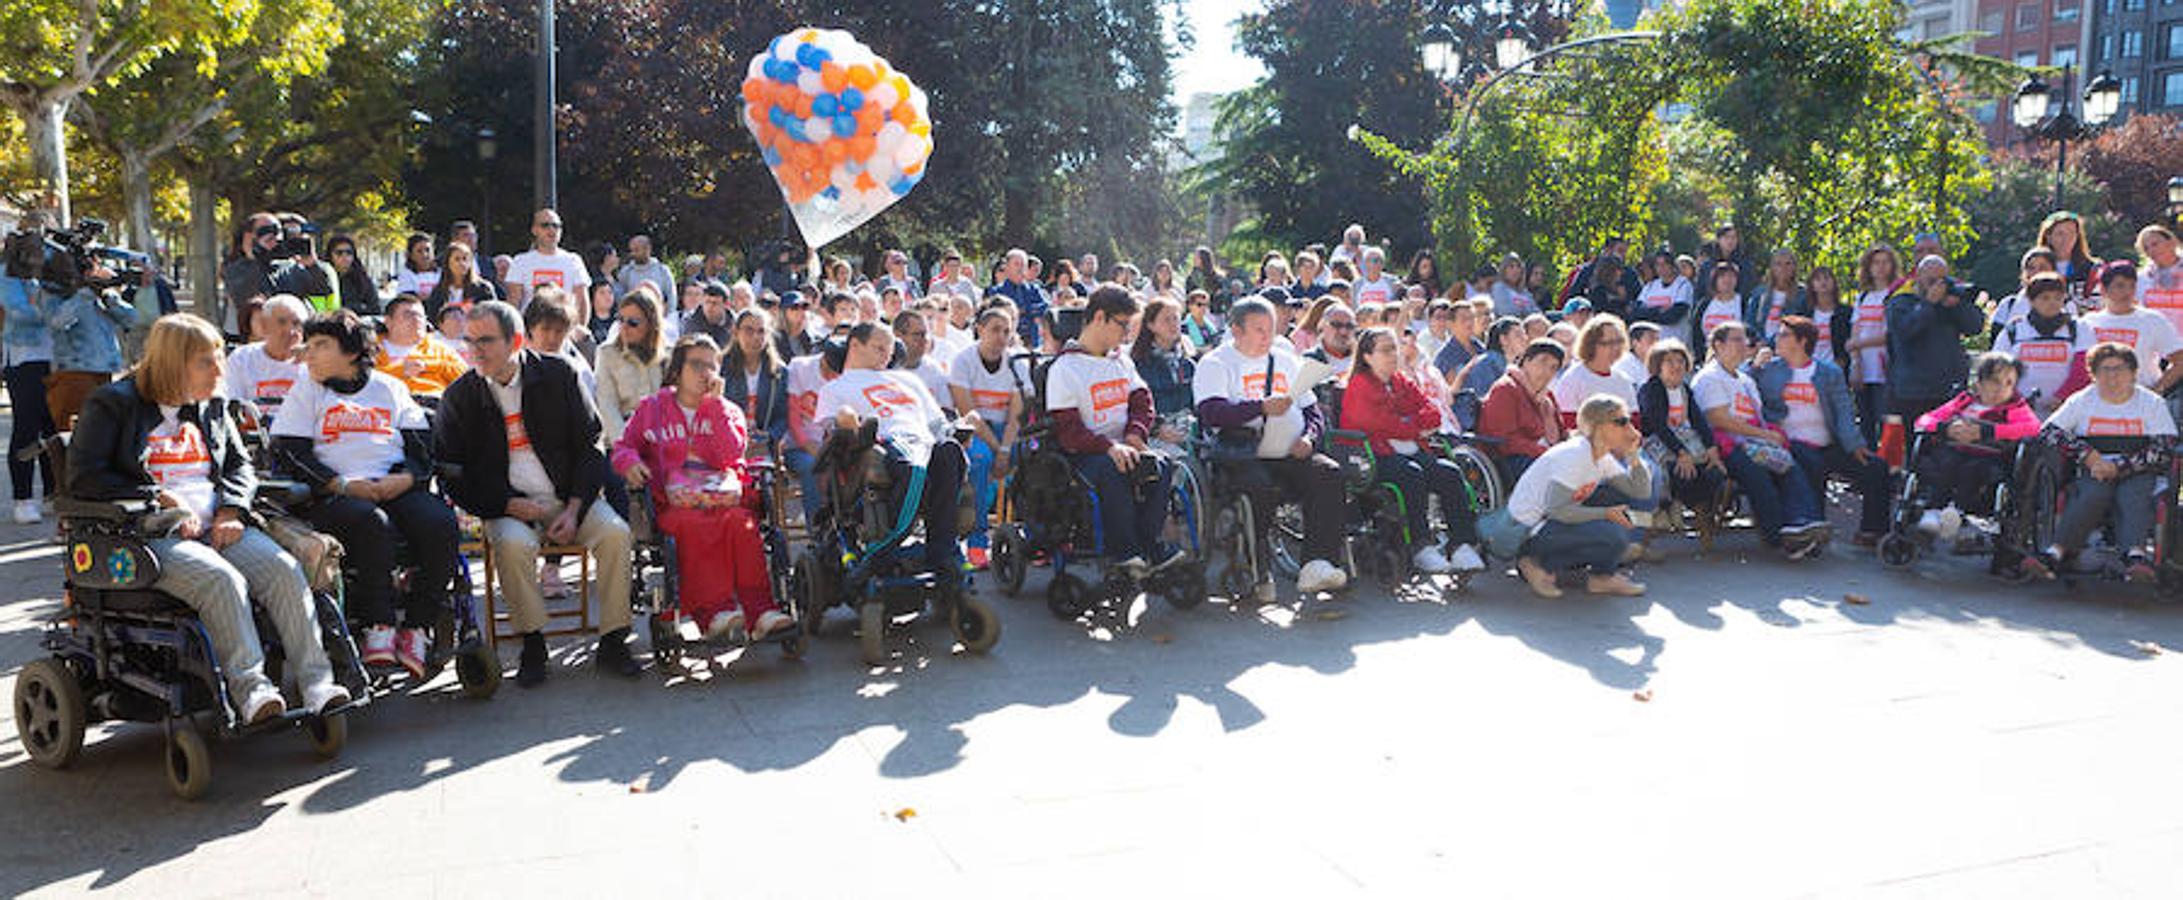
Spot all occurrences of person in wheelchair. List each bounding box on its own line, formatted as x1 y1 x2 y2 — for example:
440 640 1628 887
1193 297 1351 599
1044 286 1183 576
2024 342 2179 581
817 323 969 576
268 309 457 680
70 314 350 722
1341 326 1487 575
222 294 309 419
612 334 795 642
1909 352 2039 543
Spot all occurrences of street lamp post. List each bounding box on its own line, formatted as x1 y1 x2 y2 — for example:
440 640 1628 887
2012 65 2121 211
477 127 498 260
2168 176 2183 222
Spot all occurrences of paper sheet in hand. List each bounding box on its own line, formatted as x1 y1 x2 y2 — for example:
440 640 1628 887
1254 358 1336 457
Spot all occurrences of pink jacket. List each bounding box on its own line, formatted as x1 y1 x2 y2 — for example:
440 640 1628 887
1914 391 2039 444
610 389 755 504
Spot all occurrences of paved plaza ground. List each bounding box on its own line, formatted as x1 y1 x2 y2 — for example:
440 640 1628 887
5 490 2183 897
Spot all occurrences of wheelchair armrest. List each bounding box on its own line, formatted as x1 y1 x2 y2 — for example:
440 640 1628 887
258 479 314 509
55 496 157 522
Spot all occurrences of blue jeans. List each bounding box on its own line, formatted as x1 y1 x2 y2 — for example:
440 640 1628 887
1721 443 1819 543
1072 452 1174 560
785 447 821 523
965 434 1000 549
1789 441 1890 535
1523 485 1655 574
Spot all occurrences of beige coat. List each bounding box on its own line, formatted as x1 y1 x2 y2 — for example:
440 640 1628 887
594 341 664 442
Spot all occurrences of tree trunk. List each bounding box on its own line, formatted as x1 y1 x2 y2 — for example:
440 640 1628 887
24 97 74 225
121 151 156 252
188 178 221 326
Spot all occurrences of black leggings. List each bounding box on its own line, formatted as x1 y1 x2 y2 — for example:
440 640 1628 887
5 361 56 500
1222 453 1347 562
885 438 967 570
307 488 461 628
1374 452 1480 547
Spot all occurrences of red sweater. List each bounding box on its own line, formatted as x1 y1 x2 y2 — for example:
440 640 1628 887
1340 368 1440 456
1477 371 1562 459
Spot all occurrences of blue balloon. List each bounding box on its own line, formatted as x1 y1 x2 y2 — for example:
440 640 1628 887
795 43 831 70
839 88 864 111
890 177 914 196
813 94 838 117
832 114 858 138
762 147 782 167
767 60 797 84
822 186 842 200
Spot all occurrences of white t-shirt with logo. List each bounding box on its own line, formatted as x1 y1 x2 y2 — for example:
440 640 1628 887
1692 361 1762 428
504 248 592 303
1853 289 1890 384
1994 318 2091 402
1696 297 1743 341
1045 351 1146 443
1637 277 1690 312
222 343 302 413
396 268 442 300
1810 308 1838 367
1506 434 1628 530
816 368 947 464
1192 343 1317 459
484 370 557 504
270 371 427 481
785 354 828 451
146 406 217 523
2079 307 2182 387
1778 364 1830 447
906 356 951 414
1354 275 1401 307
1551 364 1636 421
2139 260 2183 336
947 344 1028 430
2046 384 2178 439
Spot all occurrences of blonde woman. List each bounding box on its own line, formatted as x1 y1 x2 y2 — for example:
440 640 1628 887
594 285 667 442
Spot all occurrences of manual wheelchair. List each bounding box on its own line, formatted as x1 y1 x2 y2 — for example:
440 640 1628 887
1876 431 2046 576
13 435 367 800
986 355 1209 621
631 434 808 673
789 420 1002 667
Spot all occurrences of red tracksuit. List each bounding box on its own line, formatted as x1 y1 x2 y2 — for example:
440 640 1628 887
611 389 775 624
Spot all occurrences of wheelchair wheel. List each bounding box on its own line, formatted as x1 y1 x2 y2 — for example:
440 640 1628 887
1164 563 1208 610
304 711 347 760
166 722 212 801
455 642 500 700
1209 499 1258 602
1268 502 1307 581
1878 532 1920 569
2019 453 2062 554
793 551 832 637
648 616 685 669
1046 572 1092 620
857 602 888 667
1169 462 1210 557
952 596 1002 654
1446 443 1505 513
991 524 1029 597
13 657 86 770
660 536 680 621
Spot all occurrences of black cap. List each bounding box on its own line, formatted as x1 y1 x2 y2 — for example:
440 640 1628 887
782 290 809 308
1259 285 1292 305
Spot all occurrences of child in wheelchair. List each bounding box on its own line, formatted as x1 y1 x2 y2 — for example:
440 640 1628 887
268 310 459 680
69 314 351 722
2023 342 2179 582
612 334 795 643
817 325 971 578
1905 352 2039 546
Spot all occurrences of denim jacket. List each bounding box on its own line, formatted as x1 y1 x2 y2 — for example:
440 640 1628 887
1 276 54 366
1753 356 1867 452
47 287 136 373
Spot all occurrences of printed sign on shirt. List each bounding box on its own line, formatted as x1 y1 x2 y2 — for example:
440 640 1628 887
505 413 532 451
2088 416 2145 436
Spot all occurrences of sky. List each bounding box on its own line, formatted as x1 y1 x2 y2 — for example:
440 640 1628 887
1167 0 1267 119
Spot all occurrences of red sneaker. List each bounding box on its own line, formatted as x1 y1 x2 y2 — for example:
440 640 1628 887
966 547 990 570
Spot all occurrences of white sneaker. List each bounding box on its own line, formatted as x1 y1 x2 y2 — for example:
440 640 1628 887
1411 545 1454 574
1447 544 1486 572
1916 510 1943 537
705 610 745 641
1297 559 1347 593
1936 506 1963 543
12 499 40 524
241 684 286 725
302 680 351 716
1115 556 1150 579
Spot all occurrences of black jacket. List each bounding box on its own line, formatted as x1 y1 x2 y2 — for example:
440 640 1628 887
221 255 329 308
68 376 256 513
434 350 606 518
1637 377 1717 458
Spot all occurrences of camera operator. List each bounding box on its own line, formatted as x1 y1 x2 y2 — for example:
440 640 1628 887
43 254 138 431
1884 255 1987 424
1 265 58 524
221 211 330 340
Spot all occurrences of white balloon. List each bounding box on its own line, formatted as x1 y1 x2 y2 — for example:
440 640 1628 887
894 135 928 170
875 120 908 154
909 86 929 118
831 165 859 191
801 116 832 143
868 82 900 111
747 55 767 80
867 152 901 186
797 70 823 95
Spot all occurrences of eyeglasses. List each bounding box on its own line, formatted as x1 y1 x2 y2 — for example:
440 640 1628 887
1327 322 1356 330
535 221 563 230
460 334 503 346
622 317 646 328
332 249 354 257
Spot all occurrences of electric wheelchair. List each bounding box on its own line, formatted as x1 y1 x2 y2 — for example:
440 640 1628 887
631 433 808 673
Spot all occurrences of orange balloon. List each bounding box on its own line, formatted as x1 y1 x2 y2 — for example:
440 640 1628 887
849 135 876 161
741 79 763 103
820 62 848 94
792 94 814 119
855 172 878 192
891 102 916 125
846 64 878 91
822 140 848 165
854 106 882 134
902 158 925 177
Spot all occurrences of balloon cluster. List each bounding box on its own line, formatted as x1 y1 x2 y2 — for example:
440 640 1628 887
741 28 933 248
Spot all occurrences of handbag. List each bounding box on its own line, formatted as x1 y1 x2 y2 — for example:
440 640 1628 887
1209 353 1280 461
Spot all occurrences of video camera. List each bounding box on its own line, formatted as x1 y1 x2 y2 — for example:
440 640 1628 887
3 218 149 296
261 221 320 263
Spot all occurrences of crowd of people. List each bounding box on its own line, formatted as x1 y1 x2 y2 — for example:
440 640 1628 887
9 204 2183 720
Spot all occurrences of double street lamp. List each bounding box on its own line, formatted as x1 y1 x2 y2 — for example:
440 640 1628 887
2011 65 2122 210
1419 15 1535 88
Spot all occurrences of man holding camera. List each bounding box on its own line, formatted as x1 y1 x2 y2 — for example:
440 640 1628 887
220 211 330 340
1884 255 1987 423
